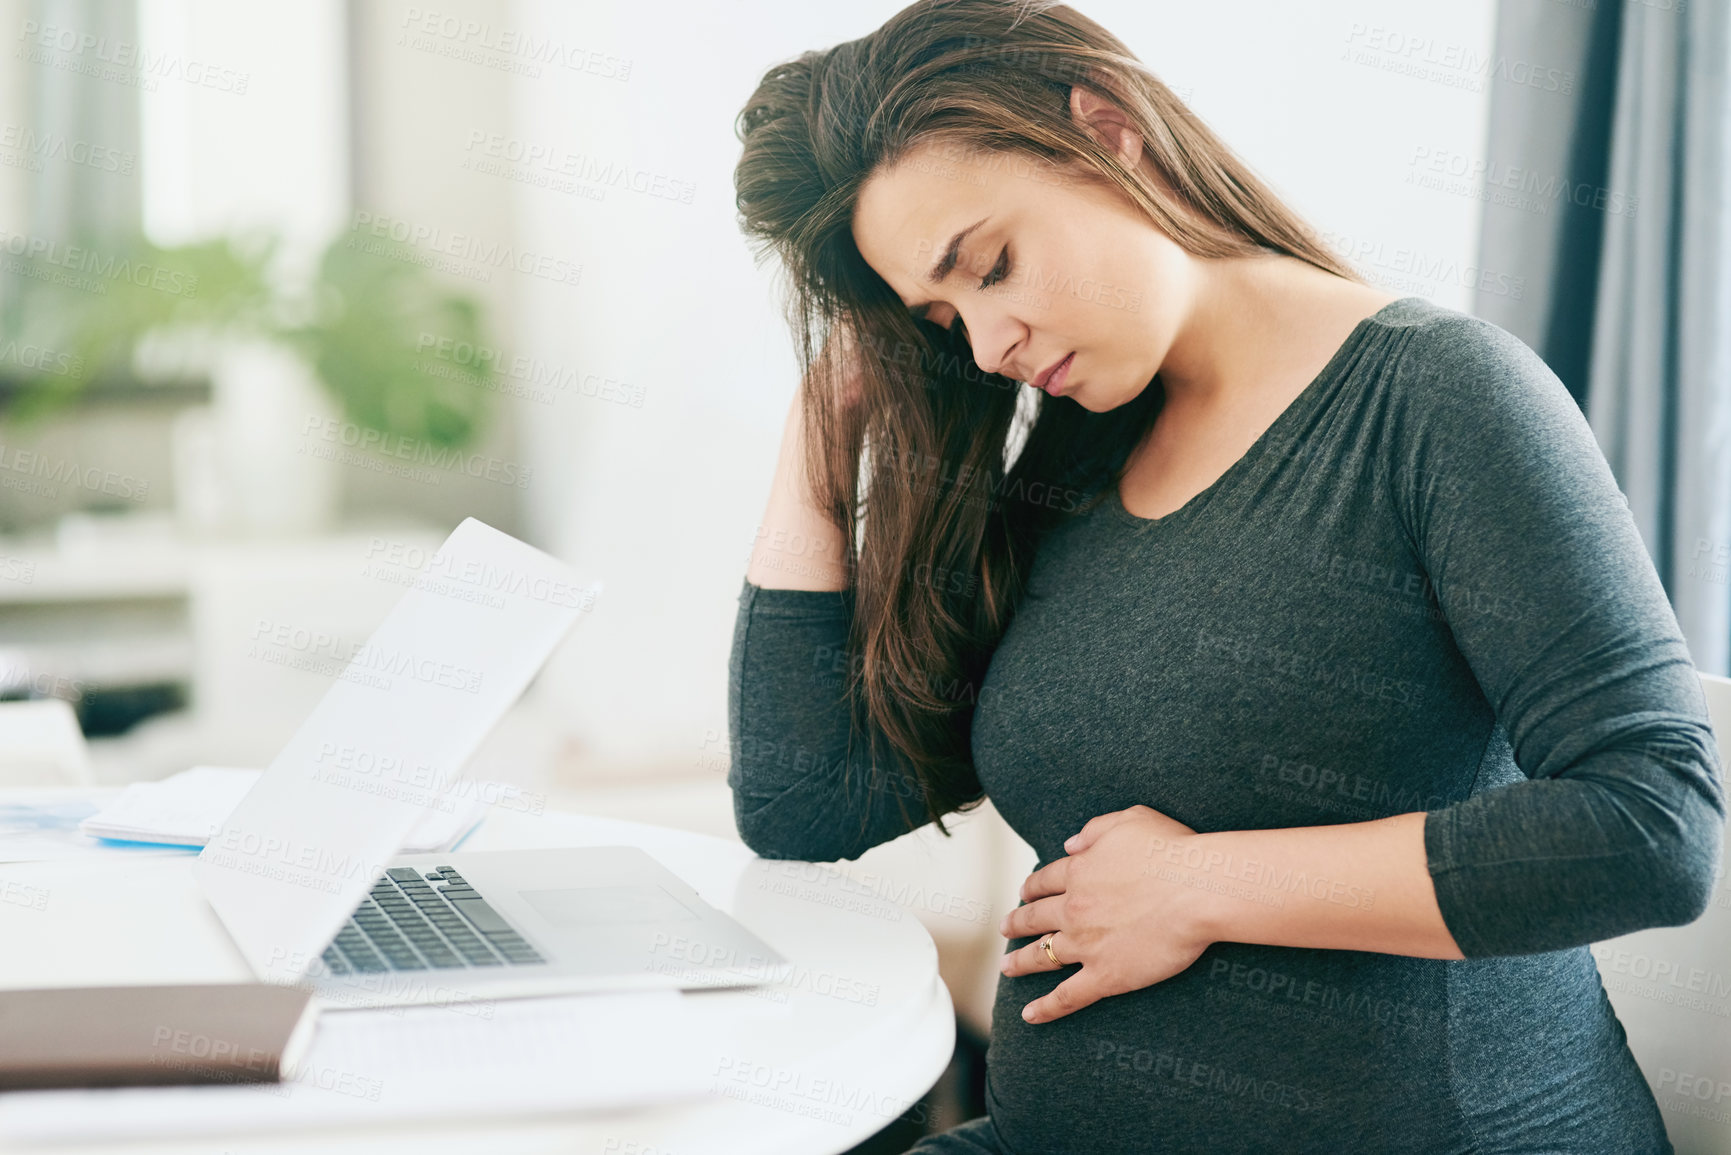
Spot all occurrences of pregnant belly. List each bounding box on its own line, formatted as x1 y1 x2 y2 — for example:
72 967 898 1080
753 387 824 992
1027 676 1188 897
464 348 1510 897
981 941 1473 1154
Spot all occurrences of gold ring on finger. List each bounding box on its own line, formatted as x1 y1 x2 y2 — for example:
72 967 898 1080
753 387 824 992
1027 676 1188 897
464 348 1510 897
1039 932 1064 967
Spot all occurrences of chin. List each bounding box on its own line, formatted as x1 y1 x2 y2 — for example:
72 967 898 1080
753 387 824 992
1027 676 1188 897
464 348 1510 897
1067 383 1126 414
1095 374 1159 413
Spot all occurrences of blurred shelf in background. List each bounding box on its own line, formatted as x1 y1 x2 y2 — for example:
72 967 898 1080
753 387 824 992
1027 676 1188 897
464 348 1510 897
0 510 446 775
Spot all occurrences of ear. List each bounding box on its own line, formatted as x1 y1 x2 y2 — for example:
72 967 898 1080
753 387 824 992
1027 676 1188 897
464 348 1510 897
1070 84 1144 170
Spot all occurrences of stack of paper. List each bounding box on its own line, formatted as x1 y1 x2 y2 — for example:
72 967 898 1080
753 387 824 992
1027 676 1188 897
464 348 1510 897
79 767 488 854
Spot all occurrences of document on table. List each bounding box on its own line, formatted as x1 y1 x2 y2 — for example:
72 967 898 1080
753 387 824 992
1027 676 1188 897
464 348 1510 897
0 989 721 1141
0 793 192 864
79 767 489 854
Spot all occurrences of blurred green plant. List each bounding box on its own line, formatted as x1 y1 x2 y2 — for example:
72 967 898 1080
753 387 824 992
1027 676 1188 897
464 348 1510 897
0 228 497 450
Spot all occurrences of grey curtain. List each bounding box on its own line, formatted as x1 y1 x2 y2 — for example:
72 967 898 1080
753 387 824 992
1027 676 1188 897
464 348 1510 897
1473 0 1731 677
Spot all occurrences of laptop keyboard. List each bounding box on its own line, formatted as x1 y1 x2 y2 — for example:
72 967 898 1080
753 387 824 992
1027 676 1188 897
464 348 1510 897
320 865 545 975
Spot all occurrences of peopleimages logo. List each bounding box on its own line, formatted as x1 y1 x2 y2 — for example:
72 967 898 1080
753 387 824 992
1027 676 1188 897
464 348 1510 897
347 211 583 287
414 332 644 408
0 122 134 173
0 338 83 377
396 8 632 81
1406 146 1638 219
0 228 199 297
361 536 599 612
1342 23 1575 95
0 439 150 500
248 616 486 695
460 130 696 204
15 19 251 93
300 416 532 489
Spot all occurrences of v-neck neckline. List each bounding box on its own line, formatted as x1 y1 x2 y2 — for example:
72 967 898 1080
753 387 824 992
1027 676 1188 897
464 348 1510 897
1104 296 1417 532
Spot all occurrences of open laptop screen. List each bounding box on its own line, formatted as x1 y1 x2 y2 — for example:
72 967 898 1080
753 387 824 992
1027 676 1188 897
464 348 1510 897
193 518 598 985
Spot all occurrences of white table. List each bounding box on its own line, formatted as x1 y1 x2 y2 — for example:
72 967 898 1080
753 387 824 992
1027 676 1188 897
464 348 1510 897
0 793 956 1154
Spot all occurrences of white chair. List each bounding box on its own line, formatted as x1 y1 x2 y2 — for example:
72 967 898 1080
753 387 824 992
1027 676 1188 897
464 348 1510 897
1593 671 1731 1154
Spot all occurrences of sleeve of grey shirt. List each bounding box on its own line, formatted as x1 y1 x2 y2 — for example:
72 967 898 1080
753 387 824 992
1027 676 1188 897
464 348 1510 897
1393 313 1727 958
727 580 954 862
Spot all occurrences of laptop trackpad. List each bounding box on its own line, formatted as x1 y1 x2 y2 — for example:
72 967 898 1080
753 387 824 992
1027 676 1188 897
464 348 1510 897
517 884 700 927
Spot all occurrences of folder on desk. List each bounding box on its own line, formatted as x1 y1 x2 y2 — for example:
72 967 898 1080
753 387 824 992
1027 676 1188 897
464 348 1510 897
0 984 317 1090
0 989 719 1140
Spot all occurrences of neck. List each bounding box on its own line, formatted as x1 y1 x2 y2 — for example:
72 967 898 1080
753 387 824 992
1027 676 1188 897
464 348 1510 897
1157 252 1359 410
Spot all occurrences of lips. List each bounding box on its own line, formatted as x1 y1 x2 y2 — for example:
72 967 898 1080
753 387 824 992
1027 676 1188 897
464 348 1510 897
1033 352 1073 391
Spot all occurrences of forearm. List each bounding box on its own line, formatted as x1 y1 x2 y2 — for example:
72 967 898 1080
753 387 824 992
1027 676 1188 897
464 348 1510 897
728 580 919 861
746 379 852 591
1173 813 1465 959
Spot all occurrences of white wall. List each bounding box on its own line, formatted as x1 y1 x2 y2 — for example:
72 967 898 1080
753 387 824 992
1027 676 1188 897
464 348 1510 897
137 0 348 267
506 0 1497 778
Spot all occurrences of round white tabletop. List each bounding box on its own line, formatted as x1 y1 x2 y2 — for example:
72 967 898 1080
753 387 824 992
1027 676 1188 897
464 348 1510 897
0 794 956 1155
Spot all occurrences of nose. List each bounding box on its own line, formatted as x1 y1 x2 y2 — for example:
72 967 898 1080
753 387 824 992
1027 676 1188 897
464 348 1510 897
953 303 1019 378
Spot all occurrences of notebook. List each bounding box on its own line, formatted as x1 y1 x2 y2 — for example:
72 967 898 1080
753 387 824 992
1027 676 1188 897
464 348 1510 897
0 984 317 1089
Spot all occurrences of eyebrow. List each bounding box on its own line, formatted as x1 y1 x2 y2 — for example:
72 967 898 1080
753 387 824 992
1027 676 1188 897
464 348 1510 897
913 215 990 308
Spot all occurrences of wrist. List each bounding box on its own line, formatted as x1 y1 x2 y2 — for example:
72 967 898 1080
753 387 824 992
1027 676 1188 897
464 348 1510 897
1187 832 1239 946
1143 829 1235 948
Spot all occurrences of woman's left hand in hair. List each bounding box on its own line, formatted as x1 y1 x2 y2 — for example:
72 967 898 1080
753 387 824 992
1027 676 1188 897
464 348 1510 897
998 803 1219 1024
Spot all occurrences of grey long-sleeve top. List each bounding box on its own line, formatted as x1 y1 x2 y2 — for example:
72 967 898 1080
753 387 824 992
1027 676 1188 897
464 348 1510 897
726 296 1726 1153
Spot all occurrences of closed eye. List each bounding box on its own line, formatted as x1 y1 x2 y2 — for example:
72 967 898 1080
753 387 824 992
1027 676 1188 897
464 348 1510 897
979 245 1011 290
912 245 1011 332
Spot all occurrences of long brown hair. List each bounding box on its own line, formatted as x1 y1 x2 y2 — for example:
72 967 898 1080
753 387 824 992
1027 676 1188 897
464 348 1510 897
732 0 1361 843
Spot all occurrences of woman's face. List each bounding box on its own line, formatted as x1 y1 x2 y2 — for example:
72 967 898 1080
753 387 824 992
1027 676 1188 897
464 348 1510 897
851 135 1194 412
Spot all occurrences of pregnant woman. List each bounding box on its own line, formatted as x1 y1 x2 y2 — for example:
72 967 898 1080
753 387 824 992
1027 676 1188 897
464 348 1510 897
727 1 1725 1151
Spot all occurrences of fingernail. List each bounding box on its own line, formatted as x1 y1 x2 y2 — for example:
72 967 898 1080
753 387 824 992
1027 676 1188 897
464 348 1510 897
1021 1005 1036 1022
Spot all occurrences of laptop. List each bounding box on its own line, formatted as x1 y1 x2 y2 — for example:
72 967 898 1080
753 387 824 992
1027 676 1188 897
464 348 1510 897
191 517 788 1010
